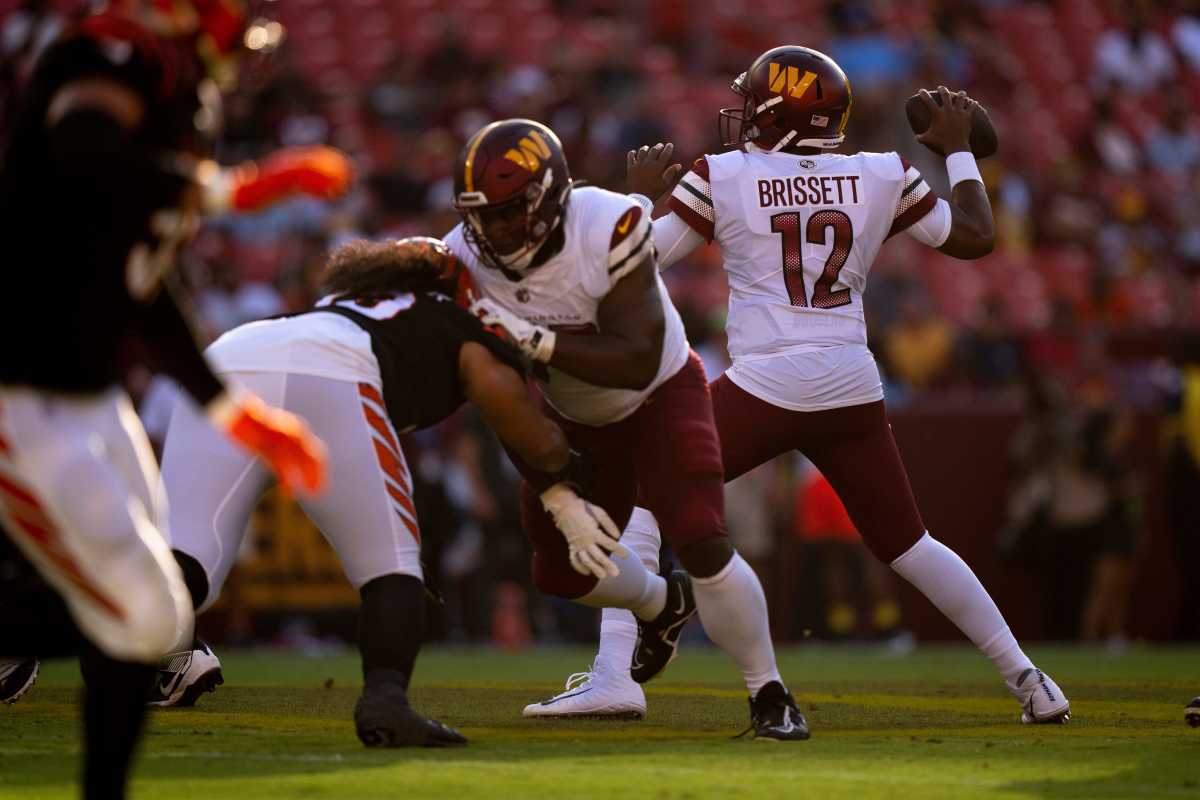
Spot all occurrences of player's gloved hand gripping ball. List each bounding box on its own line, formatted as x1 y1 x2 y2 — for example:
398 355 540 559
905 86 998 158
208 392 327 498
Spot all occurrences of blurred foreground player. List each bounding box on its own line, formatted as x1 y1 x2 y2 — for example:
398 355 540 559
541 45 1070 727
446 120 806 739
0 2 340 796
155 238 617 747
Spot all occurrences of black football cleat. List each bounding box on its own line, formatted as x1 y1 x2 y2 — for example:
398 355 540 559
740 681 811 741
0 657 39 705
631 570 696 684
1186 697 1200 729
354 669 467 748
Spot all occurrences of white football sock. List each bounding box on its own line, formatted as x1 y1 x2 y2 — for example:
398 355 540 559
598 609 639 673
576 549 666 621
594 507 663 673
890 532 1034 684
623 507 663 572
692 552 782 696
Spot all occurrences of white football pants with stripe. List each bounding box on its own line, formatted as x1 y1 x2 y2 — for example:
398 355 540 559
0 386 193 664
162 371 422 613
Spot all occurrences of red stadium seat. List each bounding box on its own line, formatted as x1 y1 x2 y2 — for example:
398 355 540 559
1037 247 1093 309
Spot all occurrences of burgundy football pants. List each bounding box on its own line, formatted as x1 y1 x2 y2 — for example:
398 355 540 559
522 352 727 599
711 374 925 563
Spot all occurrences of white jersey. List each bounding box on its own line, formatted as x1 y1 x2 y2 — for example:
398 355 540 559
445 185 689 426
206 311 382 388
667 149 936 411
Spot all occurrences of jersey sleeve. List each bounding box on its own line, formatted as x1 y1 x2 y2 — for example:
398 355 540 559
886 157 939 239
607 203 653 284
666 157 715 242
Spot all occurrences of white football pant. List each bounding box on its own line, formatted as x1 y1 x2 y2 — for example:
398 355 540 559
0 387 192 664
162 371 422 612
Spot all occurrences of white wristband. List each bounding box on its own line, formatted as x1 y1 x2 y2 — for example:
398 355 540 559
946 151 982 188
531 327 556 364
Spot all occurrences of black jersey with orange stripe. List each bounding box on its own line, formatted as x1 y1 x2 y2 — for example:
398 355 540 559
311 292 526 433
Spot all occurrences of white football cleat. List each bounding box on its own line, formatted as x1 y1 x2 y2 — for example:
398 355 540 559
522 661 645 720
0 657 39 705
147 640 223 707
1009 667 1070 724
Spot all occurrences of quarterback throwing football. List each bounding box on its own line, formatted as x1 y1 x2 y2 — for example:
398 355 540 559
532 45 1070 730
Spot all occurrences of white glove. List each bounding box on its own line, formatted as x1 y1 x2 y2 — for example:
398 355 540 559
540 483 629 579
470 298 556 364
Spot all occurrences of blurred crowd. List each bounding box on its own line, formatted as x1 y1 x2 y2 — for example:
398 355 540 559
2 0 1198 645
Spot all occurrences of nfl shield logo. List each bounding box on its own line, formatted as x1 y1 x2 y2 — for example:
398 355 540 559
516 288 531 303
799 159 817 169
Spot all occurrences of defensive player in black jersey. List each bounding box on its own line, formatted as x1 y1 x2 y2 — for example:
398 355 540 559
153 237 621 747
0 2 352 796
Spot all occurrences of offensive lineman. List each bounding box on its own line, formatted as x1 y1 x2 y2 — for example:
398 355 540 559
529 46 1071 728
445 119 808 739
151 237 619 747
0 2 333 796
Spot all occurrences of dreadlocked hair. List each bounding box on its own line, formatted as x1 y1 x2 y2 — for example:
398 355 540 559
318 238 451 299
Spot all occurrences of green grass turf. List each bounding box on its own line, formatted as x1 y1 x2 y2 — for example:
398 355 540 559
1 645 1198 799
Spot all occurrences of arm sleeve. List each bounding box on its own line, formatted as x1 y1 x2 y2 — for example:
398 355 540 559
666 157 715 242
887 157 939 239
607 205 654 285
652 212 707 270
133 277 226 407
904 197 953 247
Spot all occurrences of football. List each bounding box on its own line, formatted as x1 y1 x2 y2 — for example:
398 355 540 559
905 90 999 159
1187 697 1200 728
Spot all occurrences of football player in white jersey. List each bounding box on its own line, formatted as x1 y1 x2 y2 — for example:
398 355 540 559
150 238 619 747
532 46 1071 728
444 119 809 739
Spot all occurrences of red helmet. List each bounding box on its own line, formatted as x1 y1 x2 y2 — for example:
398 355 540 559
104 0 281 88
393 235 476 306
719 46 853 153
453 119 572 278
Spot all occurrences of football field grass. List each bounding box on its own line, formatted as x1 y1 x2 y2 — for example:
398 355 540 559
1 644 1197 799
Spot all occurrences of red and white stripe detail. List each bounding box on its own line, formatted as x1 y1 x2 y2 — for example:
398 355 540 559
668 157 715 242
888 160 937 238
358 383 420 543
0 424 126 621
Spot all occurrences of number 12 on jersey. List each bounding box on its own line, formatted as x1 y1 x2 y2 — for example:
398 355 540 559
770 210 853 309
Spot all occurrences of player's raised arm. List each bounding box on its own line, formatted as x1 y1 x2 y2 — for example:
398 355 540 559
905 87 996 260
627 144 709 270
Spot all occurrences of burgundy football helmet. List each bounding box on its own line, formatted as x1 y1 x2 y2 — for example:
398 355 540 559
719 46 853 153
452 119 572 277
